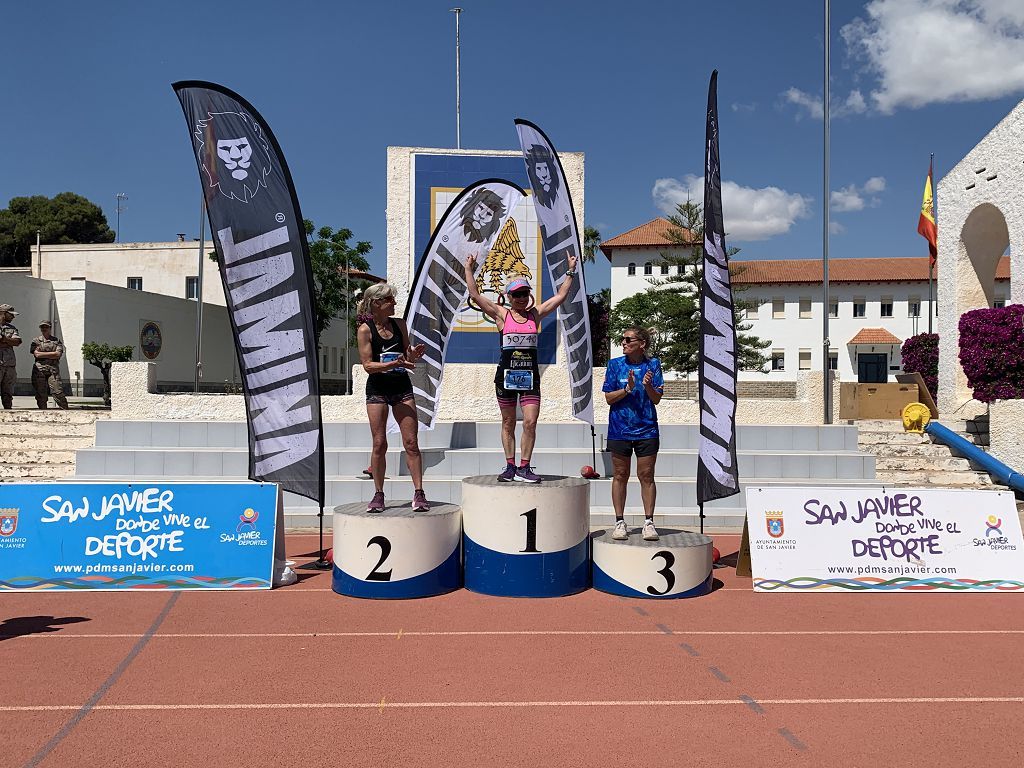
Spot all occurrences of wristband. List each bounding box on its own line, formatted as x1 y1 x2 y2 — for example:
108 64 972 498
566 269 577 277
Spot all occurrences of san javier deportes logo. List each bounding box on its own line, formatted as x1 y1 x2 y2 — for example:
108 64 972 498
974 514 1016 552
220 507 267 547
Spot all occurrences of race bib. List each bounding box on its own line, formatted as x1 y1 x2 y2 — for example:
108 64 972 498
503 369 534 391
380 351 404 373
502 332 538 350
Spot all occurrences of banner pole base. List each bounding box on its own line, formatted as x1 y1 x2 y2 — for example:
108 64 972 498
300 504 333 571
699 502 705 535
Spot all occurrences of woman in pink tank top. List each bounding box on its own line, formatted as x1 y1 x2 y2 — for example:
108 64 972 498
463 251 578 483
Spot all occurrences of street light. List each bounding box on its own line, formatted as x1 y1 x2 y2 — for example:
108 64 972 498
115 193 128 242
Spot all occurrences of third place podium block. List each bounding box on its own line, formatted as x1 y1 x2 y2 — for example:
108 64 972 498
462 475 590 597
592 529 714 599
332 502 462 599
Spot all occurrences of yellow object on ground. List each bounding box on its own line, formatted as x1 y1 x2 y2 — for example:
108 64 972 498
902 402 932 433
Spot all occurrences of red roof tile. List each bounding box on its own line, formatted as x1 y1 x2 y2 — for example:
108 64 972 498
731 255 1010 284
600 218 695 259
848 328 902 345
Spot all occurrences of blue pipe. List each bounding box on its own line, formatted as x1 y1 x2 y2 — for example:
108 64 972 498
924 421 1024 494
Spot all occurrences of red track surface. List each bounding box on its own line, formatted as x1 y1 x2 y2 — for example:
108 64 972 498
4 532 1023 767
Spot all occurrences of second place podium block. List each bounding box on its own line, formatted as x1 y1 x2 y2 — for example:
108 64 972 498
332 502 462 599
462 475 591 597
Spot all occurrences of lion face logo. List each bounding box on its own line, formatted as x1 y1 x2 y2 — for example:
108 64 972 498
195 111 273 204
525 144 560 208
459 188 506 244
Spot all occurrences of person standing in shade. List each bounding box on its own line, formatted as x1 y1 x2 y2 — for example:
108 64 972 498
603 327 664 541
31 321 68 410
356 283 429 513
0 304 22 410
464 251 578 483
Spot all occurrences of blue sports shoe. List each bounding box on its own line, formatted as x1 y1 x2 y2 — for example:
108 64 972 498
514 465 541 483
497 463 517 482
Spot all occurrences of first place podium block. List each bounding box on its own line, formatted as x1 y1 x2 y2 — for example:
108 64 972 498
462 475 590 597
592 529 714 599
332 502 462 599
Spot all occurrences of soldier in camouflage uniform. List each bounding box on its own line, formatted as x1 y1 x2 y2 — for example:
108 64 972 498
30 321 68 410
0 303 22 409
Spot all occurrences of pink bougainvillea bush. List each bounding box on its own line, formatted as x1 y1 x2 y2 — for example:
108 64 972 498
958 304 1024 403
901 333 939 401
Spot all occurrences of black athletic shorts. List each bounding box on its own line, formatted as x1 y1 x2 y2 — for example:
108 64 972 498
607 438 660 458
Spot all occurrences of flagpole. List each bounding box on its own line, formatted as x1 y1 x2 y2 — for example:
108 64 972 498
451 7 462 149
928 152 934 334
822 0 832 424
194 196 206 393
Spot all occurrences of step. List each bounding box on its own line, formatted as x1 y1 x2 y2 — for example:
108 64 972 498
74 446 875 482
0 421 96 437
852 420 907 433
0 463 75 479
0 435 96 450
874 470 994 487
857 443 954 458
874 456 972 472
0 411 104 425
858 432 933 446
0 449 76 465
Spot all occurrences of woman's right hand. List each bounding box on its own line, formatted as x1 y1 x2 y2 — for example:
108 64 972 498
390 355 415 371
626 368 635 393
465 253 478 274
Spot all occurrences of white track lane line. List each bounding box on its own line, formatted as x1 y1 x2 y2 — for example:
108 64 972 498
4 697 1023 712
7 629 1024 639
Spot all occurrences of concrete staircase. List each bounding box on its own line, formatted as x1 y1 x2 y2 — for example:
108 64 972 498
76 420 878 532
855 419 996 488
0 410 103 480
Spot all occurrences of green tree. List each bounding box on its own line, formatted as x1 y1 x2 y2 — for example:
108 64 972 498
583 225 602 263
0 193 115 267
81 342 134 407
587 287 612 366
609 200 769 375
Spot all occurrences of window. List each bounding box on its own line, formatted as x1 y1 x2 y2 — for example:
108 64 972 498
627 262 636 276
660 262 669 275
643 262 653 276
799 349 812 370
994 297 1006 308
745 302 759 320
799 297 812 319
908 296 921 317
677 264 685 275
880 296 893 318
828 297 838 318
772 299 785 319
322 349 329 374
186 276 200 300
828 349 839 370
127 277 143 291
71 276 86 281
771 350 785 371
853 297 866 318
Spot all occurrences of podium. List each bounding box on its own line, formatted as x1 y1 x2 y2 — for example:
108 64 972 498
591 528 714 599
332 501 461 599
461 475 590 597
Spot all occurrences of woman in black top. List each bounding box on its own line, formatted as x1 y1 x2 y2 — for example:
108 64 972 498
356 283 428 513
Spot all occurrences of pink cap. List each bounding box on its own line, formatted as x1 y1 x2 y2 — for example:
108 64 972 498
505 277 532 294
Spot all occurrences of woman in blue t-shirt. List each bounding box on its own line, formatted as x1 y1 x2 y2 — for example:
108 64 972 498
602 327 664 541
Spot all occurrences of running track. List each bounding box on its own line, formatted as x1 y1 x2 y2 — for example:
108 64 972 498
3 533 1022 767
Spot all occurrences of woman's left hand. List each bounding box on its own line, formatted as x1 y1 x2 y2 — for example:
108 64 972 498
408 343 426 362
567 252 577 272
643 370 654 387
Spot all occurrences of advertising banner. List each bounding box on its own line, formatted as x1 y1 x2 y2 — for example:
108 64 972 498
0 482 278 591
746 486 1024 593
174 81 324 505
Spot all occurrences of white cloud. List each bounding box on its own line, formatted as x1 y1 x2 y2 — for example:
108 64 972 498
842 0 1024 113
831 177 888 213
830 221 847 235
652 175 812 242
782 87 868 120
731 101 757 113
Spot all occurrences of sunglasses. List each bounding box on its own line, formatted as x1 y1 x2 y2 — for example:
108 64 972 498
509 290 530 298
621 336 640 344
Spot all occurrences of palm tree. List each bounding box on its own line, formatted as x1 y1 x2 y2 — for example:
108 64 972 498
583 225 602 263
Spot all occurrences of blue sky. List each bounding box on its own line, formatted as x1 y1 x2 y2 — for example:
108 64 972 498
4 0 1024 293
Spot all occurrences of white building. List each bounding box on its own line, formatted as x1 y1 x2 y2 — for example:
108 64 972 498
601 217 1011 383
0 240 373 395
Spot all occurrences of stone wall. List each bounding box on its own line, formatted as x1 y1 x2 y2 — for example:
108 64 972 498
663 380 798 400
988 400 1024 472
111 362 839 425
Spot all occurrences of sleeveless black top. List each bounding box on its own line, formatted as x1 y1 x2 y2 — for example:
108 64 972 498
366 318 412 396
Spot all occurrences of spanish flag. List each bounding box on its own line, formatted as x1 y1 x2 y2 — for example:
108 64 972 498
918 157 938 267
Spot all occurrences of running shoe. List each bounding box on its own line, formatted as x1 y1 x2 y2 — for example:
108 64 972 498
642 519 659 541
514 465 542 483
497 463 517 482
612 519 628 540
366 491 385 513
412 489 429 511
